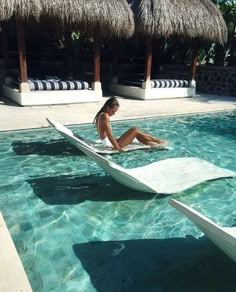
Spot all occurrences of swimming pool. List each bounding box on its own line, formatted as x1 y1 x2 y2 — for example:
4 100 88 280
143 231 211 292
0 111 235 291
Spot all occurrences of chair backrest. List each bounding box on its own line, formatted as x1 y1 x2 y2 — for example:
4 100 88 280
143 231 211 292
169 199 236 262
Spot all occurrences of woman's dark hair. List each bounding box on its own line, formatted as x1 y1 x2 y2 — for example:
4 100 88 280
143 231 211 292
93 97 119 125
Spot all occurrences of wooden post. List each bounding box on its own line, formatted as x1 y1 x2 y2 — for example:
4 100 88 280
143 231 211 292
1 26 8 75
93 30 100 83
16 19 28 83
144 37 152 82
112 39 119 83
152 38 161 77
191 41 198 81
65 27 73 79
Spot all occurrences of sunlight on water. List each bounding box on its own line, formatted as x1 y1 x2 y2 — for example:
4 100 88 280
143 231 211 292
0 111 236 291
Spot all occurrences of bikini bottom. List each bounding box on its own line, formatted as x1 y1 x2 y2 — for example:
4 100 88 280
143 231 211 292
101 137 113 148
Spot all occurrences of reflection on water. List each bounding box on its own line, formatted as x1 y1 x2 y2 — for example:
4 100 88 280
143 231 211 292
0 111 235 291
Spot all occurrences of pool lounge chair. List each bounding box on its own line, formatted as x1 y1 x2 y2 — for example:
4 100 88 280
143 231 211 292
47 118 236 194
46 118 168 154
169 199 236 262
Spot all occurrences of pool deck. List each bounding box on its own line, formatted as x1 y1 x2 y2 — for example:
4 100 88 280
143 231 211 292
0 92 236 291
0 93 236 131
0 212 32 292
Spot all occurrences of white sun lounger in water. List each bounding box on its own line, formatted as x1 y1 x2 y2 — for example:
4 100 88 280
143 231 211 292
169 199 236 262
46 118 236 194
46 118 168 154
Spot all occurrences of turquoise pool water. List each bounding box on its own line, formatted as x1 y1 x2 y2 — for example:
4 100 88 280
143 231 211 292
0 111 236 292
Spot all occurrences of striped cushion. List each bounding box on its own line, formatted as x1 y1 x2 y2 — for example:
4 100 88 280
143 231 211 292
151 79 190 88
27 79 89 91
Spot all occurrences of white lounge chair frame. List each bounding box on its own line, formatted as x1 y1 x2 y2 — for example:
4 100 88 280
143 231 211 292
169 199 236 263
47 118 236 194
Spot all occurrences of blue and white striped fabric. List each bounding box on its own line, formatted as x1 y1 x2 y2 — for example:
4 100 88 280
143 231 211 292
151 79 190 88
27 79 90 91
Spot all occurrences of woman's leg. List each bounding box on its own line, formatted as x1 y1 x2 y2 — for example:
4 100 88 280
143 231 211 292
116 127 139 147
136 132 166 145
117 127 166 147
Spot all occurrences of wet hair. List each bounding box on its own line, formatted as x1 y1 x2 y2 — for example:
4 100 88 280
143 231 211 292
93 97 119 125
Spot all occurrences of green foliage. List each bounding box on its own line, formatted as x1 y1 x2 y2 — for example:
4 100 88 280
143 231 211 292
204 0 236 65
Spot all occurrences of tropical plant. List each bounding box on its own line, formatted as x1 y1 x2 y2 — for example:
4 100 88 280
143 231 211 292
204 0 236 65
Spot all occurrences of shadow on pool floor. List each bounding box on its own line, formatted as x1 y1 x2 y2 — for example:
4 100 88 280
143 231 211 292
73 236 236 292
27 174 161 205
12 139 82 156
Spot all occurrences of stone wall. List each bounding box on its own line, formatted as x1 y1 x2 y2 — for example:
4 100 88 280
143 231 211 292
196 66 236 97
155 65 236 97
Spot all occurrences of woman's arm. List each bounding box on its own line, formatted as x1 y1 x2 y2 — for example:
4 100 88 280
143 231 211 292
102 114 121 150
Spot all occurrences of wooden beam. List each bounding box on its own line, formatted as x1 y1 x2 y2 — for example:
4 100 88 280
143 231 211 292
191 41 198 81
16 19 28 82
112 39 119 79
93 30 100 82
144 37 152 82
65 26 73 78
1 26 8 73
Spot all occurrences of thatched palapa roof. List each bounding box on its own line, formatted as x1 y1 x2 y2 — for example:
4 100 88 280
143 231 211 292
130 0 227 43
0 0 228 42
41 0 134 38
0 0 41 21
0 0 134 38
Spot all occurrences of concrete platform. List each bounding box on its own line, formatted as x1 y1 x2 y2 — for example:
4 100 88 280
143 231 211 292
0 93 236 131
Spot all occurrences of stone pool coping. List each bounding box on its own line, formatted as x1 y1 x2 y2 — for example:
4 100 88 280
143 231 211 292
0 212 32 292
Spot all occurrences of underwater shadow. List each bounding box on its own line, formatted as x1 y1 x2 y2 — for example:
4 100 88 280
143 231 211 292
12 139 83 156
73 236 236 292
27 174 154 205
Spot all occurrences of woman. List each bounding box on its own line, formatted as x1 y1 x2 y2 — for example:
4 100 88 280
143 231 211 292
93 97 167 151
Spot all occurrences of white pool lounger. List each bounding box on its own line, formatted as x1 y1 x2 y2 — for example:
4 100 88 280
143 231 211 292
169 199 236 262
46 118 168 154
46 118 236 194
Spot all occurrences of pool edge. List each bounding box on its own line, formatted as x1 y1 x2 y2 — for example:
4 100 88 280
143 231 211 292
0 211 33 292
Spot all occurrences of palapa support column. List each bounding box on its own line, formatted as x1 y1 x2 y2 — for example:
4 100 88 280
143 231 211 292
112 39 120 84
65 26 73 79
142 37 152 89
92 29 102 91
0 25 8 78
16 18 30 93
190 40 198 92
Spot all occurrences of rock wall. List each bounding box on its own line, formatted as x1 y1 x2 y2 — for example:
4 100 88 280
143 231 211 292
196 66 236 97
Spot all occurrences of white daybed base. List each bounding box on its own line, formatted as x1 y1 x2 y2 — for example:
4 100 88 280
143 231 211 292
110 83 195 100
2 84 102 106
169 199 236 263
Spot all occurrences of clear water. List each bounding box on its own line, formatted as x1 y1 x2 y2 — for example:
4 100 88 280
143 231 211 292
0 111 236 292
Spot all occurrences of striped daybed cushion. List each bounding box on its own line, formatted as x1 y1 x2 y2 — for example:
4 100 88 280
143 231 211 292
27 79 89 91
151 79 190 88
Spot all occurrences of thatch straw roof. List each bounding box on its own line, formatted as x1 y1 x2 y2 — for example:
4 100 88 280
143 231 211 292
130 0 227 43
0 0 134 38
0 0 42 21
41 0 134 38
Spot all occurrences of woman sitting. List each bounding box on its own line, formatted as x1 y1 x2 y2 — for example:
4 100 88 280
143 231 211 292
93 97 167 151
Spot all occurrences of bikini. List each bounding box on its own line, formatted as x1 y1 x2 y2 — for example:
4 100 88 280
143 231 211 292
97 113 113 148
101 136 113 148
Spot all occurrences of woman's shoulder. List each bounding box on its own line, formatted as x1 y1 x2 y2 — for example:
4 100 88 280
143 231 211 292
100 112 109 119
